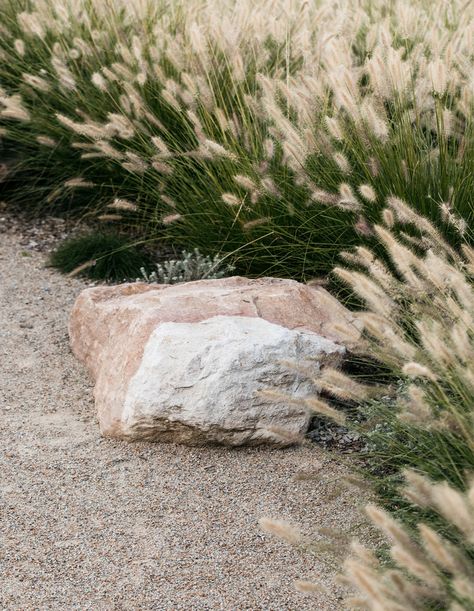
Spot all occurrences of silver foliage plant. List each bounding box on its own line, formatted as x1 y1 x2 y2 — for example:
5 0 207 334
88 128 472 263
139 248 234 284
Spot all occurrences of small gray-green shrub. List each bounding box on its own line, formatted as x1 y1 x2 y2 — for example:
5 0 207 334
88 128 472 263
139 248 234 284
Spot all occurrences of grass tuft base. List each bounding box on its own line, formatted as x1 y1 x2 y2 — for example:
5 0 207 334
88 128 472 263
49 233 150 282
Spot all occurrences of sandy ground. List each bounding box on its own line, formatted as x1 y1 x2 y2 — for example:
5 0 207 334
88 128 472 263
0 221 370 610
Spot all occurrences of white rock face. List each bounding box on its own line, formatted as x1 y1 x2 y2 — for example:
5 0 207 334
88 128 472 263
120 316 344 446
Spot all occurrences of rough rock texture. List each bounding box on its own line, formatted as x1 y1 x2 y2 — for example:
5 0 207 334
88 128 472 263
69 277 359 443
121 316 343 445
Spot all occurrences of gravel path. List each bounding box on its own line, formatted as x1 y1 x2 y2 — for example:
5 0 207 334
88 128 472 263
0 222 369 610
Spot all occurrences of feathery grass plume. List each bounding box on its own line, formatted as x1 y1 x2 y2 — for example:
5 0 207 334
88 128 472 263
160 195 176 208
317 368 372 402
162 213 182 225
64 178 95 188
294 580 326 594
338 183 360 210
261 177 280 197
108 198 137 212
56 114 107 140
264 138 274 159
354 216 373 238
335 267 395 318
360 101 389 142
67 259 97 277
397 386 434 429
382 209 395 228
199 139 236 160
259 518 302 545
51 56 76 91
97 214 122 222
431 483 474 542
428 58 448 95
304 397 347 426
234 174 256 191
242 218 271 231
22 73 50 92
122 153 148 174
358 185 377 203
91 72 107 91
402 362 437 381
221 193 241 207
151 136 171 157
151 160 173 175
0 93 30 121
14 39 25 56
311 189 339 205
418 524 469 575
325 116 343 141
36 135 57 147
333 152 351 174
261 383 347 425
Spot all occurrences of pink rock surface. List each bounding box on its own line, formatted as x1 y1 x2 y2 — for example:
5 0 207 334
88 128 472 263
69 277 360 441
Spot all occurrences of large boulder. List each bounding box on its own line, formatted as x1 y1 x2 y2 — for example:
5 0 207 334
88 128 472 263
69 277 359 445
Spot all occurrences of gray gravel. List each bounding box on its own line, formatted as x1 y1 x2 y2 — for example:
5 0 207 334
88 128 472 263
0 219 371 610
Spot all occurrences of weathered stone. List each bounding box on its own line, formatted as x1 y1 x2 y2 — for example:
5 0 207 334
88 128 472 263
120 316 343 445
69 276 359 444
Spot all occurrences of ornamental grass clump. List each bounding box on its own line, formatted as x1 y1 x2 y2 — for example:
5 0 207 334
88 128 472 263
292 196 474 499
303 197 473 521
0 0 472 278
50 232 150 281
263 201 473 608
329 196 474 497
